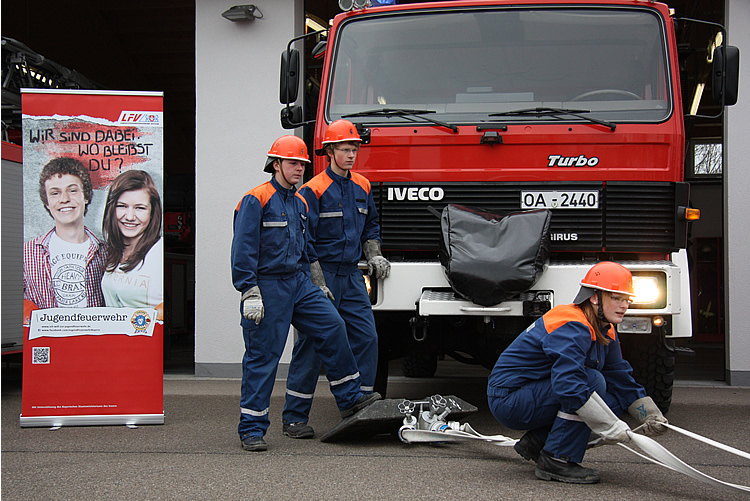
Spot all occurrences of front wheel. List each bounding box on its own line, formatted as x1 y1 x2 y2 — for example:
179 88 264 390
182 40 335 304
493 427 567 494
620 331 675 414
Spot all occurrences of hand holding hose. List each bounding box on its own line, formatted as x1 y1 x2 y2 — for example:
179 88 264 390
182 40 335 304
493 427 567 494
629 396 668 437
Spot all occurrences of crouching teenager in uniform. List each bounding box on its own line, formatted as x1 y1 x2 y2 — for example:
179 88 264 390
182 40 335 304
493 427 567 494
231 135 380 452
487 262 668 484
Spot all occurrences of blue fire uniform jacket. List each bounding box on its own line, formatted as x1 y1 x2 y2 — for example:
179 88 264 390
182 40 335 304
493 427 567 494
231 177 308 326
299 166 380 274
487 304 646 413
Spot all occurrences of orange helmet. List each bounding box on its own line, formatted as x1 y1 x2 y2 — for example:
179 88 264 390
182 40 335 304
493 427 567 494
573 261 635 304
316 119 361 155
264 135 310 173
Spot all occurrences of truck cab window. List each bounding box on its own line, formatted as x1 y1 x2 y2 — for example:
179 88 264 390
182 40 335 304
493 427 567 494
327 8 671 124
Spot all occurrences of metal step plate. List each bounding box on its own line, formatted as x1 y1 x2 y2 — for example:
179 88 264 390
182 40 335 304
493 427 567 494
418 289 523 316
320 395 477 443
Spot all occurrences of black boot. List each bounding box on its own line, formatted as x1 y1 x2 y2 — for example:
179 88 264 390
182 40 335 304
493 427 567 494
514 431 545 462
341 392 382 418
535 450 600 484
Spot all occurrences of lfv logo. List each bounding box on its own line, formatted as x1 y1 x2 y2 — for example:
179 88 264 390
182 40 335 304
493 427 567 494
387 187 445 201
117 111 163 126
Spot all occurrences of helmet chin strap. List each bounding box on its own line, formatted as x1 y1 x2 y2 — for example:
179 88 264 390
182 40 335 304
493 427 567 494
275 159 293 188
595 290 612 333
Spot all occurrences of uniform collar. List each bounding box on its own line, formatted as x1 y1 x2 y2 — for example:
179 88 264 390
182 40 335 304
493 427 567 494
602 323 616 341
326 165 351 183
270 176 298 195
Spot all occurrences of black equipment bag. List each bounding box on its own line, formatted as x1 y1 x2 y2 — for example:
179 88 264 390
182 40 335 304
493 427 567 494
432 204 551 306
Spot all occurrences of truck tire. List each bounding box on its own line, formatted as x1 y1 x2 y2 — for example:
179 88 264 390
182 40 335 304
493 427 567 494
401 352 438 378
620 332 675 414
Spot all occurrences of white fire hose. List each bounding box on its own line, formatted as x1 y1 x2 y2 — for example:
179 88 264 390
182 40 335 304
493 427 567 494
397 396 750 494
619 422 750 494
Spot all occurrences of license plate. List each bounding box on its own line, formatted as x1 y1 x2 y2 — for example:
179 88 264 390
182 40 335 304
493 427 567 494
521 190 599 209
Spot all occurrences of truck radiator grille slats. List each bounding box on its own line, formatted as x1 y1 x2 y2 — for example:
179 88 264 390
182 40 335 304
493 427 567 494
372 182 678 253
605 182 676 251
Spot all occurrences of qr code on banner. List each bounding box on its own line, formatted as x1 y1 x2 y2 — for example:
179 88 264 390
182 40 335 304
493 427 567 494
32 347 50 364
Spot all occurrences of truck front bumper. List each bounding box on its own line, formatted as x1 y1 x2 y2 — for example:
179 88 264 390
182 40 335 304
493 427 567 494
366 250 692 338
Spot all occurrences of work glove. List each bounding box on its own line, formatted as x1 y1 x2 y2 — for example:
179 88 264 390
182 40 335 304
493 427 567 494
363 239 390 279
628 396 668 437
241 286 264 325
576 391 632 445
310 261 335 301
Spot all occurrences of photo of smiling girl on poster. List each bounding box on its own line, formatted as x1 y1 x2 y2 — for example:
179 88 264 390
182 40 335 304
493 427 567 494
100 169 164 320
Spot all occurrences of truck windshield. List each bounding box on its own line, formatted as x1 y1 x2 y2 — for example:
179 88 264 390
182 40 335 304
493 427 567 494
327 7 671 124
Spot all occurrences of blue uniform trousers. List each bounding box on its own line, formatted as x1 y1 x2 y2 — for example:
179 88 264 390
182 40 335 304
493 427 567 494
239 271 362 439
282 269 378 425
488 368 625 463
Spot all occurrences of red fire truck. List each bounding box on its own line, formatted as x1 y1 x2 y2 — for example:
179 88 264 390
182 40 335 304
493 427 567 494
280 0 738 411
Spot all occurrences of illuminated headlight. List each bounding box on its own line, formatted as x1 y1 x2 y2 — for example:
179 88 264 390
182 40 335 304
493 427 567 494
360 270 376 304
629 272 667 309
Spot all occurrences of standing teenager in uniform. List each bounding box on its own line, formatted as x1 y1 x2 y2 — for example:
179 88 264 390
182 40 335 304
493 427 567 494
487 262 668 484
281 120 389 439
231 135 380 452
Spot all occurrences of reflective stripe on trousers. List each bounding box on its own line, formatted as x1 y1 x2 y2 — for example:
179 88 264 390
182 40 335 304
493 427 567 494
282 268 378 425
487 367 625 463
238 272 362 438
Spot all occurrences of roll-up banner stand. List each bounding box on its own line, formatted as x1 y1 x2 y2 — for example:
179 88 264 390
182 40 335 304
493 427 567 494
20 89 165 427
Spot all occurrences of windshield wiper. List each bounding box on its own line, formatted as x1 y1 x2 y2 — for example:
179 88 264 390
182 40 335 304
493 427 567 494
343 108 458 133
489 107 616 132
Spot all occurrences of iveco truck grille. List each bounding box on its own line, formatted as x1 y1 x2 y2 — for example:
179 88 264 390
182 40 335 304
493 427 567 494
604 182 678 251
373 182 680 253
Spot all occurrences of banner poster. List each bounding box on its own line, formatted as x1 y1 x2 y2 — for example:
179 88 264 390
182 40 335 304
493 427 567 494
20 89 165 427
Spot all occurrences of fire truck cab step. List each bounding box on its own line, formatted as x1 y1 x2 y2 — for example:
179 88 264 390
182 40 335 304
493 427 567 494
417 289 552 317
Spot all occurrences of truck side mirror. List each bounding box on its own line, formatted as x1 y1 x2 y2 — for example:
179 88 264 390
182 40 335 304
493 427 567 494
280 105 303 129
712 45 739 106
280 48 300 104
312 40 327 60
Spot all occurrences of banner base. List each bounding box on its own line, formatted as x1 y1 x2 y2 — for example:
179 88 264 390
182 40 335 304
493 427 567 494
20 413 164 428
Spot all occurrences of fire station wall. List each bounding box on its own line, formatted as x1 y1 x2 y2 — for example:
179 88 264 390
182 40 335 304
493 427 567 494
190 0 750 385
725 0 750 386
194 0 305 377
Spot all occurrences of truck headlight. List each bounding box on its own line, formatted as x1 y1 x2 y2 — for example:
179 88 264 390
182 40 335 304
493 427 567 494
360 270 377 304
630 272 667 309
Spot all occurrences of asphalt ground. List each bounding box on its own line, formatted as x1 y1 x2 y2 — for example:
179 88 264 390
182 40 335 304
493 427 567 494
2 362 750 500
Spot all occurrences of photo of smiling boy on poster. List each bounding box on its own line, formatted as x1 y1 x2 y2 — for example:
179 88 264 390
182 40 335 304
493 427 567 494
23 157 107 312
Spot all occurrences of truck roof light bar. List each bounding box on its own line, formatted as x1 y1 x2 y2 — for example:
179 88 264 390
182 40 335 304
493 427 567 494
339 0 369 12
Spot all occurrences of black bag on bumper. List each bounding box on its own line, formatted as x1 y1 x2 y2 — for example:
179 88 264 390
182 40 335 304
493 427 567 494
435 204 551 306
